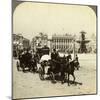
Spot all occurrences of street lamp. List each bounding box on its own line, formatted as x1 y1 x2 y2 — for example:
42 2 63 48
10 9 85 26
73 34 76 59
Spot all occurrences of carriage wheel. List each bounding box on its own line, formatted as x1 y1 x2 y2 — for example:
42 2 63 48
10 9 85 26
50 72 56 83
38 67 44 80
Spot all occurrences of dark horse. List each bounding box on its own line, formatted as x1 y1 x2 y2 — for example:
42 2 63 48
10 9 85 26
45 55 80 85
47 56 69 83
61 58 80 86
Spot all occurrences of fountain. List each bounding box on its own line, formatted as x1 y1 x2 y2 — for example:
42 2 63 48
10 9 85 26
76 31 90 53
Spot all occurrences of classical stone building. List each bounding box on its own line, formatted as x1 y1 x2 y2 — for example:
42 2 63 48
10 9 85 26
51 34 74 52
13 34 30 57
31 33 75 53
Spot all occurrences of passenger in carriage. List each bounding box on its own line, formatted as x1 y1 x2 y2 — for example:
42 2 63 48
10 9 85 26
50 49 60 74
24 49 32 69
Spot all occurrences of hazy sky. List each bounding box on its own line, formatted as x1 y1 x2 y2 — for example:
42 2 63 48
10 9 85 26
13 2 96 40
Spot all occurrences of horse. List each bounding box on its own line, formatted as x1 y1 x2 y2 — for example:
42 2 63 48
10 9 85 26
61 59 79 86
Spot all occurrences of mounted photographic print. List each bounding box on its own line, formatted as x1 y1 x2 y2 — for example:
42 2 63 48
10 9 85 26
12 0 97 99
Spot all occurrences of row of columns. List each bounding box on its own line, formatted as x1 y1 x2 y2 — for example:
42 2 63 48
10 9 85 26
52 38 73 51
52 38 73 43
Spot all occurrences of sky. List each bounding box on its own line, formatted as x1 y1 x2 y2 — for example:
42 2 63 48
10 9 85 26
13 2 96 40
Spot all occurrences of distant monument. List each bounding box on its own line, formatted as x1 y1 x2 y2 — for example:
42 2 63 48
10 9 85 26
76 31 90 53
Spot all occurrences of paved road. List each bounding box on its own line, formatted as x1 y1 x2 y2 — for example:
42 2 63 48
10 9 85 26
13 54 96 99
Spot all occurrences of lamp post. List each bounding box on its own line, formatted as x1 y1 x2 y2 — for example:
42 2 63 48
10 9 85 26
73 34 76 59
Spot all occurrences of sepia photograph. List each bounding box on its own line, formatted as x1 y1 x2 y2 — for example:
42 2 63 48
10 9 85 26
12 0 97 99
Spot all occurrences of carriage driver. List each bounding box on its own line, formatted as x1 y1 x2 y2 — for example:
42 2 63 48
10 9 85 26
51 49 59 61
24 49 32 69
66 52 72 64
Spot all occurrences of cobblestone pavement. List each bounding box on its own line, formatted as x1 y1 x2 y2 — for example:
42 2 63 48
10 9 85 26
13 54 96 99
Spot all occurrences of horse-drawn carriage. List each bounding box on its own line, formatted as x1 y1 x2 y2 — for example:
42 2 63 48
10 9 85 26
38 55 55 81
16 45 80 86
16 45 50 73
38 54 80 85
16 50 37 72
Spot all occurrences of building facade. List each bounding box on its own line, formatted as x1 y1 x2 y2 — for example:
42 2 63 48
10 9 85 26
31 33 48 51
13 34 30 57
31 33 75 53
51 34 74 52
86 39 96 53
84 33 96 53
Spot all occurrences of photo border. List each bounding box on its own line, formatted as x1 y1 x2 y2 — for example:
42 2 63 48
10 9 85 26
12 0 98 99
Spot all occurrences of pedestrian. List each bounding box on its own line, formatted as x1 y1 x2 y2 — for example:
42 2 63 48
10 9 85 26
74 54 80 70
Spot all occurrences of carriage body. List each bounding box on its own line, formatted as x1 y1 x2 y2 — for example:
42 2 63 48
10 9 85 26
36 46 50 59
38 54 80 85
16 52 37 72
38 56 67 82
